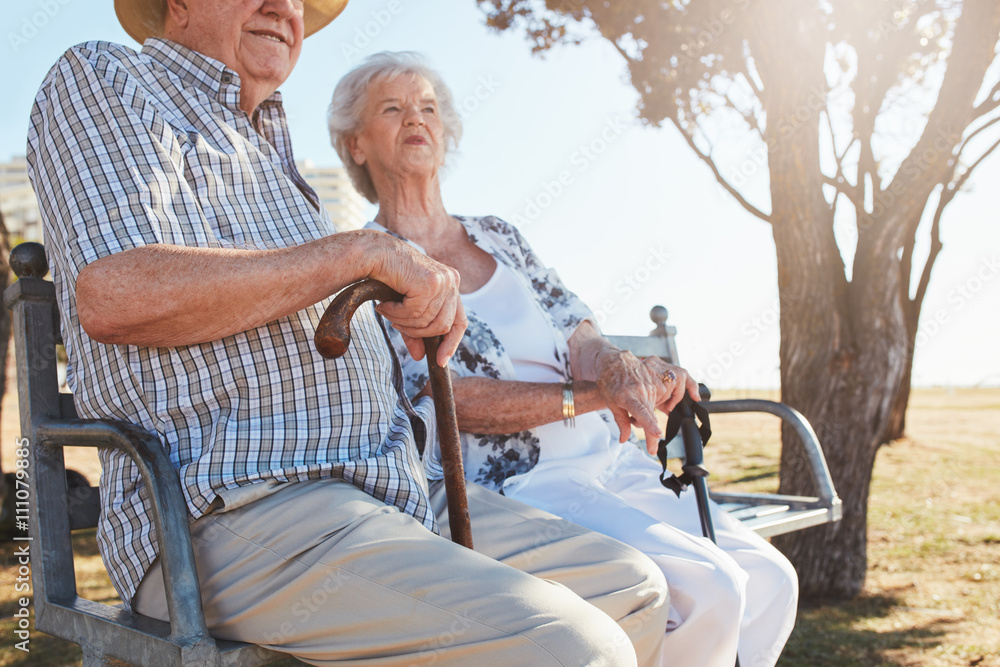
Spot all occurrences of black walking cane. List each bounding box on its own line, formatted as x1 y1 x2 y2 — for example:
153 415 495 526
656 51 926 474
659 384 741 666
314 279 474 549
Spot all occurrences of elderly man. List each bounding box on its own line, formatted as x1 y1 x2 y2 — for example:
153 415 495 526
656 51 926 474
26 1 669 665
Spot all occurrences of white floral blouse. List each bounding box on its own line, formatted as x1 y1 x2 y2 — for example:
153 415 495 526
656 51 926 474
373 215 600 492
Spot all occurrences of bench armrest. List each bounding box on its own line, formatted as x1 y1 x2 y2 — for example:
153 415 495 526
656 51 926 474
35 418 214 649
704 399 841 511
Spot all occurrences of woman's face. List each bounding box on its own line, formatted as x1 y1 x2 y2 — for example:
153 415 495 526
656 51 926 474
348 73 446 184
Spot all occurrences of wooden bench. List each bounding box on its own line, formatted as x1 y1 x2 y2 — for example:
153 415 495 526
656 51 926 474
606 307 843 538
6 242 288 666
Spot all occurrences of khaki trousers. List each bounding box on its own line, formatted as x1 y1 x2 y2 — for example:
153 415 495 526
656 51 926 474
134 479 668 666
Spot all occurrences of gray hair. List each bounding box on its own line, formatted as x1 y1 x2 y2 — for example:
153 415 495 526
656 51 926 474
328 51 463 204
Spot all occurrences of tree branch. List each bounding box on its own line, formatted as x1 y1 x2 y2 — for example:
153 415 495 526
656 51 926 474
970 78 1000 120
912 136 1000 313
957 114 1000 156
950 133 1000 197
823 108 863 212
722 90 763 139
668 117 773 224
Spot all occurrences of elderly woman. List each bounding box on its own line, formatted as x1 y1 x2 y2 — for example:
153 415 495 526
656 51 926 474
328 52 798 667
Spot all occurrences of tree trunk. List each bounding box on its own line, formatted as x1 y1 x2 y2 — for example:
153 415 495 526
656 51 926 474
872 0 1000 444
773 255 907 598
746 0 906 598
884 332 916 442
756 0 1000 598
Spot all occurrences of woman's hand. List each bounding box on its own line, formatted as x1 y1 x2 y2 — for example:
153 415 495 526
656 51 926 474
638 356 701 414
568 321 701 453
592 349 702 455
593 348 666 449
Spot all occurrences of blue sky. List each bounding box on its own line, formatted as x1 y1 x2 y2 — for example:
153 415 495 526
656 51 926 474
3 0 998 387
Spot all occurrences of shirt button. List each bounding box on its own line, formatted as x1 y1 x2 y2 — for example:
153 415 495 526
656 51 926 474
221 74 232 84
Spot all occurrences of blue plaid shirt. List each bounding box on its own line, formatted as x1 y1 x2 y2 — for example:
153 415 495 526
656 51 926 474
27 38 435 607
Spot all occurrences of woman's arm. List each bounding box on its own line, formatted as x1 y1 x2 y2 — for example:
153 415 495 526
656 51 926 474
450 377 606 434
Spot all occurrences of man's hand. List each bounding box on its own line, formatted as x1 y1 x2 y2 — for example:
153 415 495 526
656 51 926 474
370 242 467 367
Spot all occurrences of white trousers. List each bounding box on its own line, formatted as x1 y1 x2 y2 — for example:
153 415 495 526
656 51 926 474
505 444 799 667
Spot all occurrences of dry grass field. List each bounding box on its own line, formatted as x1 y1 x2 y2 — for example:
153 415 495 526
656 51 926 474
1 383 998 666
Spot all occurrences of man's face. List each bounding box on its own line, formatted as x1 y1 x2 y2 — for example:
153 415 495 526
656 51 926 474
175 0 305 96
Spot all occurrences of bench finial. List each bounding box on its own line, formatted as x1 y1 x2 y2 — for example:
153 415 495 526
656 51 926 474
10 242 48 279
649 305 669 337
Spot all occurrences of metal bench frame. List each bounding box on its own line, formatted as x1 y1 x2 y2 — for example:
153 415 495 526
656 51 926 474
606 307 843 538
6 242 285 666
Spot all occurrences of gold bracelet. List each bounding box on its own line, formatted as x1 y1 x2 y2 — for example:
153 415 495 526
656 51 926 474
562 381 576 428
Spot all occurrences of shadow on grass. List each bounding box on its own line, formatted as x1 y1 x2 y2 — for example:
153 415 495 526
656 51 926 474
780 590 959 666
727 468 779 485
66 527 103 558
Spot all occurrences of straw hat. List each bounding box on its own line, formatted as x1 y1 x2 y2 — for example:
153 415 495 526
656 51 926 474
114 0 349 44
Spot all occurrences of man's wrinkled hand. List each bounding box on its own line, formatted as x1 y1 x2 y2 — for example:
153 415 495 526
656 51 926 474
372 245 467 367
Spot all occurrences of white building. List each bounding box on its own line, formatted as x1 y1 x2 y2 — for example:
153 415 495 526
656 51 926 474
0 156 42 242
296 160 367 231
0 156 366 240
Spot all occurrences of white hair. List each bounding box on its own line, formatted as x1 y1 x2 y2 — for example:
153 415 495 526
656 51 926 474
327 51 463 204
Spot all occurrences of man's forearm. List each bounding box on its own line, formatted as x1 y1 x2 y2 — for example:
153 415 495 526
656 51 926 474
76 230 385 347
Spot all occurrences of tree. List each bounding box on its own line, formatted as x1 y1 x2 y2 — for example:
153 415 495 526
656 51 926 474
478 0 1000 597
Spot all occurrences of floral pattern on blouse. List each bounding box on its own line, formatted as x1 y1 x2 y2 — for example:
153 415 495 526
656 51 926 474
375 215 598 492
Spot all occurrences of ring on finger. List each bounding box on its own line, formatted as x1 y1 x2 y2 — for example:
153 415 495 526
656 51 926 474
661 369 677 384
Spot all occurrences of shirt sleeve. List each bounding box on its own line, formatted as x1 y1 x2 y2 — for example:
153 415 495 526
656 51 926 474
26 43 212 287
382 323 431 401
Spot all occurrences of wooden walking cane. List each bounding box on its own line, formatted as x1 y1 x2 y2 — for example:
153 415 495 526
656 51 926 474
314 279 474 549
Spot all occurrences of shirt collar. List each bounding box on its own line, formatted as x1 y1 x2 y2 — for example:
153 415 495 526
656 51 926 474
140 37 282 111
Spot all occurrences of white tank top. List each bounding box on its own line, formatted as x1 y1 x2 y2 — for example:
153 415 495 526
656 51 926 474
462 261 616 476
461 261 563 383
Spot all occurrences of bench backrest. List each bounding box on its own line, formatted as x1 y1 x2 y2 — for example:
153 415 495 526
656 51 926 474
6 242 282 666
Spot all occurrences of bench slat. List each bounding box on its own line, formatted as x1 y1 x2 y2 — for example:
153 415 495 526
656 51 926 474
739 508 838 538
726 504 790 521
